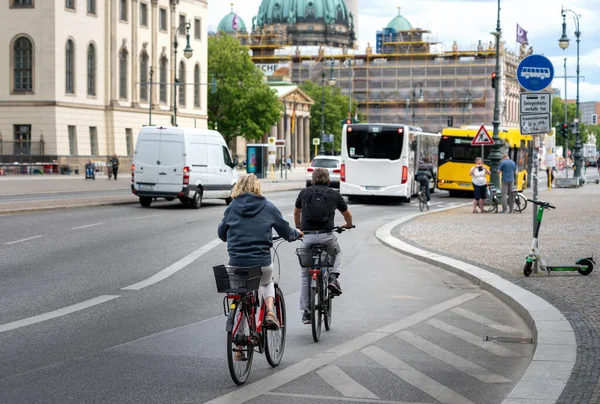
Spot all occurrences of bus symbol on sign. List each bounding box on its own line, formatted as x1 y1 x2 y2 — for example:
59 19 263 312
517 55 554 92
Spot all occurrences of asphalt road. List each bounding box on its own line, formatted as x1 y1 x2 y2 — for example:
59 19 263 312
0 191 534 404
0 189 132 203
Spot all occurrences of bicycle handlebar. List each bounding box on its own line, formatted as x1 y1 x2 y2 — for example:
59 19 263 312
527 199 556 209
303 225 356 235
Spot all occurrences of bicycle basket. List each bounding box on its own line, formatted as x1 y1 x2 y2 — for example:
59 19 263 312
295 247 337 268
212 265 262 293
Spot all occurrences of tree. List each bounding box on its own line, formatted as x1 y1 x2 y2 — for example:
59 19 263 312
299 80 358 154
551 97 589 148
207 34 282 144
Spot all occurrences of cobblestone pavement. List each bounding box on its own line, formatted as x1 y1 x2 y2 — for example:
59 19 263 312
395 175 600 403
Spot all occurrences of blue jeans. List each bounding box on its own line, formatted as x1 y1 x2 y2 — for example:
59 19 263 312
86 168 94 177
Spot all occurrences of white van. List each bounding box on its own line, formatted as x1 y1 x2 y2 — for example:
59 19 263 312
131 126 238 208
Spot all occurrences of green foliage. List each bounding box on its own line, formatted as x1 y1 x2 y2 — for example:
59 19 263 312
207 34 282 143
299 80 358 154
551 97 590 147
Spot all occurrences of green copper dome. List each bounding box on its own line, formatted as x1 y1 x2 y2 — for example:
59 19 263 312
386 8 412 31
218 7 247 33
256 0 352 28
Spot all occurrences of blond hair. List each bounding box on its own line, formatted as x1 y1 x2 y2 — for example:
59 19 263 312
231 174 262 198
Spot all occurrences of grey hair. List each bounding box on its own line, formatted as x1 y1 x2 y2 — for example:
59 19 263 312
311 167 330 185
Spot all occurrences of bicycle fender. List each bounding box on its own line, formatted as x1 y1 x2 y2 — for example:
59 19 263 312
311 279 317 288
226 303 237 332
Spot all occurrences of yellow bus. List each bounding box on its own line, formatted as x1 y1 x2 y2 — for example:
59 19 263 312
436 126 532 196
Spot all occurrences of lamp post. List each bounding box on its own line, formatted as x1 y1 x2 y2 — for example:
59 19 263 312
462 92 472 124
320 59 336 155
559 7 582 179
172 21 193 127
410 82 424 126
488 0 503 190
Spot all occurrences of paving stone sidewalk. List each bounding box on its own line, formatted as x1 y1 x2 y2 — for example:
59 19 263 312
395 175 600 403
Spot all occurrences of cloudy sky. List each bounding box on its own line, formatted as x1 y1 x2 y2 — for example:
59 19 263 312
209 0 600 102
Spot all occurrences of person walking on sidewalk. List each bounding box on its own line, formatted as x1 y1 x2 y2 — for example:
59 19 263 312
469 157 490 213
110 154 120 180
498 154 517 213
294 168 353 324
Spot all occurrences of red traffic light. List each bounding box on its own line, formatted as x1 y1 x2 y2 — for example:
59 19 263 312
491 72 498 89
562 123 568 129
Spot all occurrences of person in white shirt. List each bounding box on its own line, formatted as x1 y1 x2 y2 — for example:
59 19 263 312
469 157 491 213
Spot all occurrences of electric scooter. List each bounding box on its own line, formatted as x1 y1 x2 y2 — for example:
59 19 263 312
523 199 595 277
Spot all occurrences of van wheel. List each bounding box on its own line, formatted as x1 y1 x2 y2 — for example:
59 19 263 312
139 197 152 207
190 190 202 209
165 197 174 201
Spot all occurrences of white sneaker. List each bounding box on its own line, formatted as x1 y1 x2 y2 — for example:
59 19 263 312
426 201 431 207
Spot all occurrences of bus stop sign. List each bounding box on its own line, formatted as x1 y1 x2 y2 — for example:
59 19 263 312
517 55 554 92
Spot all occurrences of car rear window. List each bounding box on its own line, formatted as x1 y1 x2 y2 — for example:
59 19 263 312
312 159 339 168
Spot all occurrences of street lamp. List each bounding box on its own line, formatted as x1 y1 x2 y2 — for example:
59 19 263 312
410 82 424 126
462 92 472 124
320 59 336 155
488 0 503 190
172 21 193 127
559 7 583 179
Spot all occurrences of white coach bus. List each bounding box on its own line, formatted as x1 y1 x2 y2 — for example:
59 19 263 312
340 123 440 202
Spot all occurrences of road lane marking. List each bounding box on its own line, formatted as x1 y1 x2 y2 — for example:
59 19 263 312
395 331 512 383
0 295 119 333
5 235 42 245
317 365 380 399
133 215 160 220
362 345 477 404
204 292 479 404
71 222 103 230
122 238 222 290
450 307 522 333
264 392 421 403
426 318 521 357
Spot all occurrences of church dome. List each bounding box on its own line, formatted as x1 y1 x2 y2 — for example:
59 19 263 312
256 0 352 28
386 8 412 31
218 5 247 33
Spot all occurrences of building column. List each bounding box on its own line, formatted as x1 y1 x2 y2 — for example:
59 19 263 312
131 0 139 106
151 0 159 107
298 113 305 163
293 111 298 165
284 104 291 162
109 0 118 104
304 117 311 162
170 1 177 112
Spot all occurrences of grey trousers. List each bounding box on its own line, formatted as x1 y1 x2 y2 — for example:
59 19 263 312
501 181 514 212
299 233 341 310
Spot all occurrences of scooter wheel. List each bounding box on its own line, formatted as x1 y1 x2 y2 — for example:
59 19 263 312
577 258 594 276
523 262 533 277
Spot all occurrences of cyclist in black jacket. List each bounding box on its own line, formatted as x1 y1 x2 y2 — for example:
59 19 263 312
415 157 435 207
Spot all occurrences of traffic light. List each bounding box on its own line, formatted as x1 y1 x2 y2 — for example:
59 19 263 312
491 72 498 89
560 123 568 138
447 116 453 127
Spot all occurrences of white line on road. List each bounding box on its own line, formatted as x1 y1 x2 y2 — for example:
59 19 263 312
362 345 477 404
426 318 521 357
133 215 160 220
317 365 380 399
395 331 512 383
0 295 119 333
121 238 222 290
264 392 422 404
71 222 103 230
4 235 42 245
450 307 522 334
204 292 479 404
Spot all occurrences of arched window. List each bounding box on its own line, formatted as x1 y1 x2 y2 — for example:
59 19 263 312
13 37 33 92
87 43 96 96
194 64 200 108
159 57 167 104
65 39 75 94
178 61 186 106
119 49 128 99
140 52 149 101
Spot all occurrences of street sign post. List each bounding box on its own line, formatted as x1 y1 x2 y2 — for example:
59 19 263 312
517 55 555 92
520 113 551 135
472 124 494 162
312 137 320 156
520 93 551 114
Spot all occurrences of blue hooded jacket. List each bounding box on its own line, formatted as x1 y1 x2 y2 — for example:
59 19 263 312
217 193 300 267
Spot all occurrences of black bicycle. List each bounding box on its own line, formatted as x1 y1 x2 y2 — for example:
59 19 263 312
418 182 429 211
296 226 354 342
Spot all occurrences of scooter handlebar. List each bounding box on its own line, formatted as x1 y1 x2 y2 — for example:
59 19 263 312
526 199 556 209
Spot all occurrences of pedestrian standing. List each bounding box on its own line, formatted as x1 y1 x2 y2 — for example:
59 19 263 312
287 155 292 171
111 154 120 180
498 154 517 213
469 157 490 213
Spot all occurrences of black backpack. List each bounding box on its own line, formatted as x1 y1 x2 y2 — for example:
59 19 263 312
303 188 332 224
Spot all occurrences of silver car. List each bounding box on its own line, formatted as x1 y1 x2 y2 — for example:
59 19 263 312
306 156 342 188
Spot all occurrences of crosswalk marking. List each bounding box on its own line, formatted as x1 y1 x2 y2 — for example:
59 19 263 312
450 307 522 333
396 331 512 383
362 345 477 404
317 365 380 399
426 318 521 357
265 392 425 404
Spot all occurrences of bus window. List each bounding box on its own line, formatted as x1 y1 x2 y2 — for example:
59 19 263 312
438 136 492 164
346 126 404 160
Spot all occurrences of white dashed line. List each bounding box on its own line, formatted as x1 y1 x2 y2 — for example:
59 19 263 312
71 222 103 230
5 235 43 245
133 215 160 220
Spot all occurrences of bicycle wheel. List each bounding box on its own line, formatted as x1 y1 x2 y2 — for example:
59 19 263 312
265 286 287 367
418 193 425 211
324 276 332 331
227 300 253 385
310 276 323 342
483 198 497 213
514 193 527 213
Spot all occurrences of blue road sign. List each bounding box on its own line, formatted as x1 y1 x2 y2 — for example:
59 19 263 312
517 55 554 92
